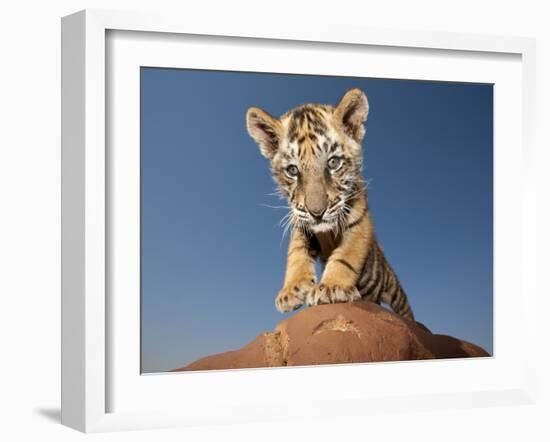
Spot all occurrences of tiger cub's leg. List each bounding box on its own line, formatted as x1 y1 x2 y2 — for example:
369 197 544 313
357 241 415 321
377 252 415 321
275 228 317 313
380 285 415 321
307 207 372 306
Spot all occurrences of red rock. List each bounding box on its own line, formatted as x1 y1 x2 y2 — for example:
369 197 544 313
174 301 489 372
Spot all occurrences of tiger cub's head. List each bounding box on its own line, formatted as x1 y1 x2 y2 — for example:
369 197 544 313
246 88 369 233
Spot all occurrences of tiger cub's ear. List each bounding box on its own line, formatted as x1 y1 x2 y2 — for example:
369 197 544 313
334 88 369 143
246 107 282 160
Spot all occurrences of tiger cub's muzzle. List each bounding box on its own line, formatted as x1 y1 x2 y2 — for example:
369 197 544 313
304 175 328 221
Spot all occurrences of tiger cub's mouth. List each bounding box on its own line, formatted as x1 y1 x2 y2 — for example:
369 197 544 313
309 219 338 233
293 203 348 233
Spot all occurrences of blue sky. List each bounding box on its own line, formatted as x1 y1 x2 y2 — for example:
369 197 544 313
140 68 493 373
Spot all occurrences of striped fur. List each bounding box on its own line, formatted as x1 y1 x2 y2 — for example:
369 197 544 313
355 241 414 321
246 89 414 321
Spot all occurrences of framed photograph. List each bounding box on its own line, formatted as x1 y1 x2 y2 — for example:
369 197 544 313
61 9 537 433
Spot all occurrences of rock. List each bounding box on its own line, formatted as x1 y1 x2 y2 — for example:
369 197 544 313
173 301 489 371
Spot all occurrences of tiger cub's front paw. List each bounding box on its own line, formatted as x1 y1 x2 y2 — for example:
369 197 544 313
275 279 315 313
306 284 361 306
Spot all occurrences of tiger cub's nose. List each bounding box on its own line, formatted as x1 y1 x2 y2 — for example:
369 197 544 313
307 206 326 220
305 195 328 220
304 177 328 220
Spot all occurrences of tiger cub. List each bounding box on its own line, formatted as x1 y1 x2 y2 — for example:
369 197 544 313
246 89 414 321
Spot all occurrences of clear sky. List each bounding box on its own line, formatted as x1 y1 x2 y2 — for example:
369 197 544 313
140 67 493 373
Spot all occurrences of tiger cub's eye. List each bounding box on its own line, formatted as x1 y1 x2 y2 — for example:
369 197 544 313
285 165 299 178
327 156 342 171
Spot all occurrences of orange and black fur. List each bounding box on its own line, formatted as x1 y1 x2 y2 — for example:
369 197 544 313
246 89 414 321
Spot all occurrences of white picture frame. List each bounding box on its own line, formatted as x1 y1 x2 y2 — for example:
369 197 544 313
61 9 537 433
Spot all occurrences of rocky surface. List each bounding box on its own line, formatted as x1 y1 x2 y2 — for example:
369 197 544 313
173 301 489 371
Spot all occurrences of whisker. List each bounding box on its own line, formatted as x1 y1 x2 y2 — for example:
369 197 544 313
261 203 290 210
278 212 292 227
280 211 296 246
266 188 287 201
